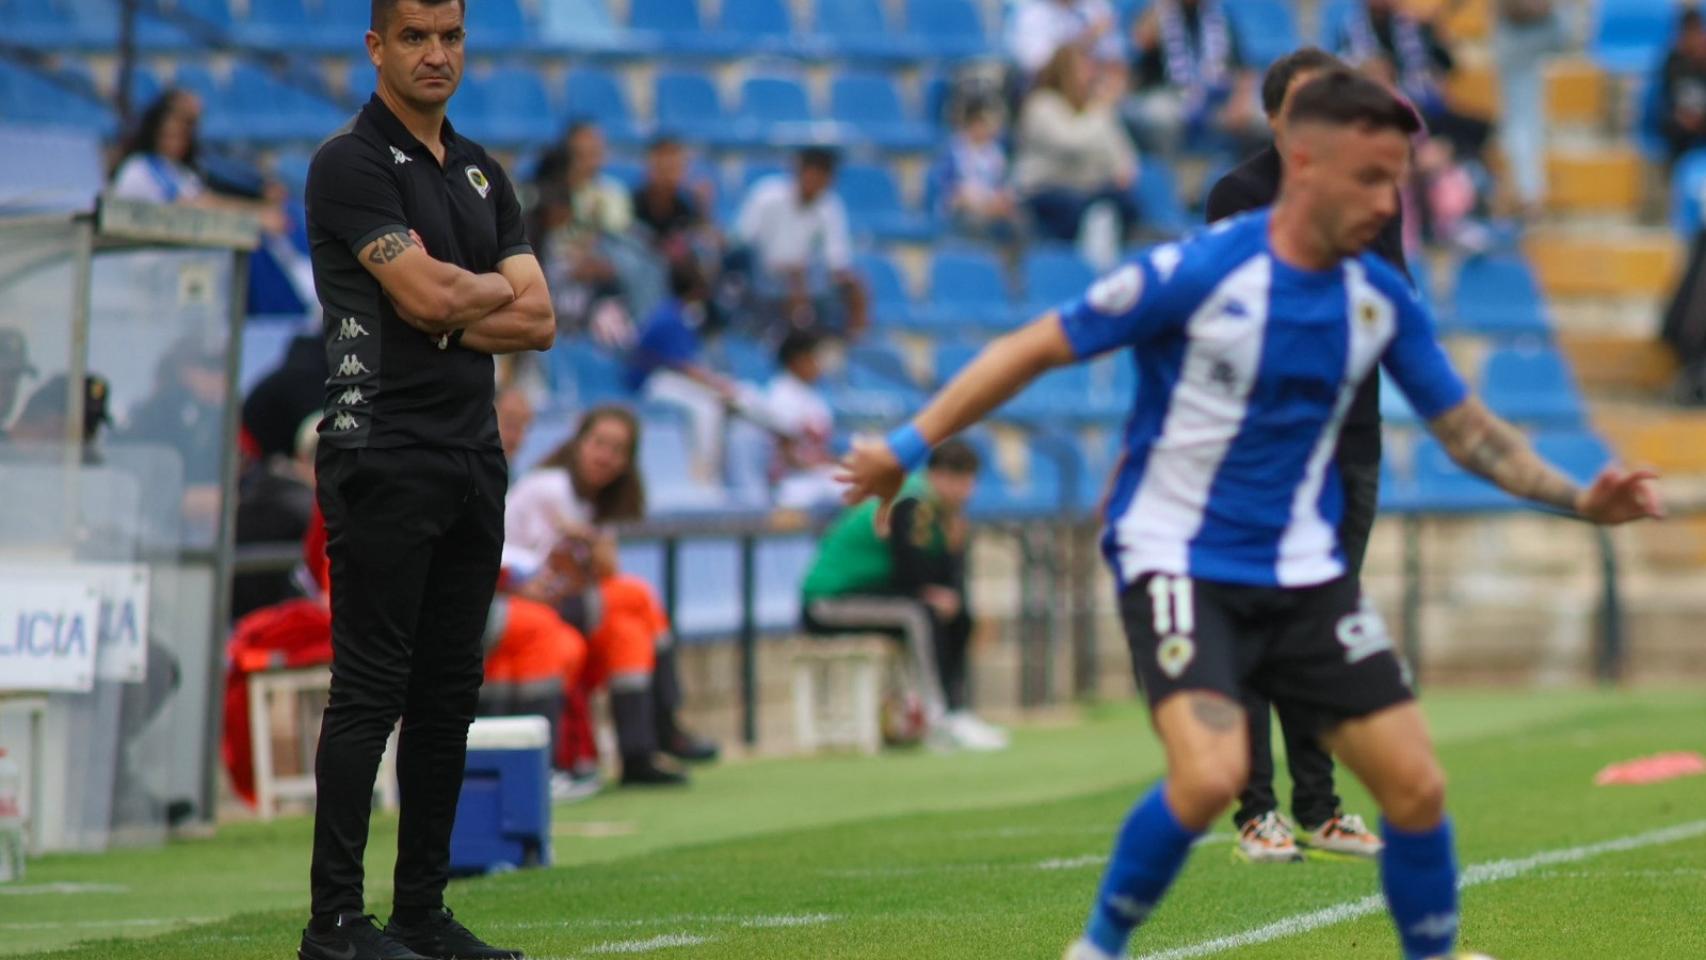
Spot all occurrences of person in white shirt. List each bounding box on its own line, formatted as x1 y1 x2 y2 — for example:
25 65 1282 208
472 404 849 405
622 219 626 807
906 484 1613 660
1007 0 1126 79
732 146 869 338
763 329 845 510
109 89 289 231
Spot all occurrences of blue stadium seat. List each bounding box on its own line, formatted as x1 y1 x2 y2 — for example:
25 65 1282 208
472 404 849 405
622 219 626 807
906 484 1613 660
225 64 344 143
464 0 535 50
1225 0 1298 67
546 341 630 405
1005 364 1094 423
718 0 805 56
1635 69 1670 163
603 160 644 190
564 68 642 145
655 70 734 145
630 0 741 57
317 0 372 55
931 339 982 384
1021 246 1096 311
734 73 818 146
170 62 223 106
813 0 927 61
1135 159 1190 238
1589 0 1676 74
1000 434 1072 514
1671 148 1706 236
539 0 646 56
1448 255 1550 338
239 0 320 51
123 65 163 111
1533 430 1614 487
1481 346 1585 427
136 0 215 51
1408 436 1518 512
271 147 313 197
829 72 933 151
0 62 115 136
905 0 992 60
927 250 1016 331
17 0 118 49
343 57 377 102
854 251 917 328
711 334 775 382
458 67 555 146
838 163 933 242
1315 0 1356 49
845 341 916 390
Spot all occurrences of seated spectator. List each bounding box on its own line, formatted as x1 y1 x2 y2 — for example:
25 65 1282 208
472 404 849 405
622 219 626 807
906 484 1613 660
732 146 870 338
632 135 714 256
505 406 718 787
1335 0 1491 160
1658 9 1706 166
1007 0 1126 80
2 372 111 452
764 329 843 510
800 440 1008 752
928 99 1023 241
120 337 228 542
627 259 738 480
1015 45 1143 249
1126 0 1264 160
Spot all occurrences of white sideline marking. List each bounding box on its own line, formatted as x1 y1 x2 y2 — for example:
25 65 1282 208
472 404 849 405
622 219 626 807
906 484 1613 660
584 933 715 953
1132 818 1706 960
499 912 840 931
739 913 837 928
1038 855 1109 871
0 882 129 896
0 916 217 931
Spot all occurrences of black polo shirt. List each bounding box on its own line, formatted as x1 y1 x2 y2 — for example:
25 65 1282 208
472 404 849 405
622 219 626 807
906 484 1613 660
1204 145 1409 464
305 94 530 451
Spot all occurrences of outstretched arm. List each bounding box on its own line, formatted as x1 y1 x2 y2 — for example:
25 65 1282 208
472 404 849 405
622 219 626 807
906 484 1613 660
1427 396 1663 524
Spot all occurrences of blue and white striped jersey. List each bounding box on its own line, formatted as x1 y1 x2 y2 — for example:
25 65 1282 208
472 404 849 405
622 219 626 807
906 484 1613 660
1058 210 1467 588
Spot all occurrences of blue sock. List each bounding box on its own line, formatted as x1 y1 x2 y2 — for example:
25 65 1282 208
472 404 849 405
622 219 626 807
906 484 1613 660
1381 817 1460 960
1084 784 1201 957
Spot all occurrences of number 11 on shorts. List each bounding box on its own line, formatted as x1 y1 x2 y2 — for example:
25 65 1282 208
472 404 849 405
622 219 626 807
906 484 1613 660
1148 575 1194 636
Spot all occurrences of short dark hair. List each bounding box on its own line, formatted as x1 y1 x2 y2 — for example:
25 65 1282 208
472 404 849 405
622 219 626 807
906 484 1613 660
1283 69 1422 136
371 0 464 33
928 438 981 475
1683 8 1704 32
647 133 683 153
777 329 825 367
798 145 840 174
1260 47 1347 118
119 89 199 169
667 257 708 299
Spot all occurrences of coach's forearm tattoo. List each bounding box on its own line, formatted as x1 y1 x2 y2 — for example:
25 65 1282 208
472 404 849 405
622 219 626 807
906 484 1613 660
1188 693 1243 733
367 231 415 265
1435 400 1580 513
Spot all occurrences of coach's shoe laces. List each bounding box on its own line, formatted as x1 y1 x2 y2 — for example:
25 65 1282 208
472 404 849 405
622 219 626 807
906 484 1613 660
384 907 524 960
1301 812 1384 859
1237 811 1304 863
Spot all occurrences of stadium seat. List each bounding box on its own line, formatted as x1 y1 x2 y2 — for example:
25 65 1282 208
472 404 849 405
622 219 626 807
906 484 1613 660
853 251 918 328
734 73 819 146
1408 436 1518 512
225 64 344 143
1135 159 1191 238
458 67 556 147
0 62 115 137
1671 148 1706 237
317 0 372 55
563 67 642 146
1635 69 1670 163
718 0 806 57
629 0 742 57
905 0 992 60
539 0 646 56
1315 0 1356 49
655 70 735 145
1533 430 1614 487
1448 255 1550 338
1225 0 1299 68
136 0 223 51
270 147 313 197
239 0 321 51
829 72 934 151
1589 0 1676 74
711 334 775 382
1005 364 1094 424
15 0 118 49
845 341 916 391
1020 246 1096 312
463 0 535 50
1481 346 1585 427
603 159 644 190
927 250 1017 331
838 163 933 242
122 64 163 111
546 341 630 406
812 0 927 62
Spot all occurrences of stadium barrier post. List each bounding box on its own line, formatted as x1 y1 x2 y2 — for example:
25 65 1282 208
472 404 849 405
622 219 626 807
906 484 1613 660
1594 528 1624 684
740 533 758 746
1401 513 1424 687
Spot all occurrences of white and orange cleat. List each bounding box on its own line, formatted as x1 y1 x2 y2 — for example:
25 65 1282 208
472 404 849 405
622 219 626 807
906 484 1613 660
1299 812 1383 859
1236 811 1304 863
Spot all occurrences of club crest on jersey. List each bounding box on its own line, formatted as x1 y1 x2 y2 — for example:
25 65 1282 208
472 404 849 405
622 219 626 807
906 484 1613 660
1087 264 1144 315
465 165 491 199
1358 301 1380 326
1156 634 1195 679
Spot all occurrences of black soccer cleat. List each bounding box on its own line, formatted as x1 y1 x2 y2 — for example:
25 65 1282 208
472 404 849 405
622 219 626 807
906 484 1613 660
384 907 524 960
619 753 689 787
662 730 721 764
300 913 430 960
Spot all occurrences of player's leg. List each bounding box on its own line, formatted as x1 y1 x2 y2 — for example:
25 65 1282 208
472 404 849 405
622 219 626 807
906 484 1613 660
1325 703 1457 960
1072 576 1251 960
1233 691 1302 863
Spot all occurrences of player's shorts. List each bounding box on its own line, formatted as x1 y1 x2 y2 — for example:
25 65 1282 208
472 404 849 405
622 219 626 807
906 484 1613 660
1118 573 1414 729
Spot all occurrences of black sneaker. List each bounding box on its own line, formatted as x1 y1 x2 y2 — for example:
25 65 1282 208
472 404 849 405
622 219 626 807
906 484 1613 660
384 907 524 960
663 731 721 764
300 913 429 960
619 754 689 787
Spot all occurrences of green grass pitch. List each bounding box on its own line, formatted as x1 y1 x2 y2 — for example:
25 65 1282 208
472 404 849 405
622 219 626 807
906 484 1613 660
5 690 1704 959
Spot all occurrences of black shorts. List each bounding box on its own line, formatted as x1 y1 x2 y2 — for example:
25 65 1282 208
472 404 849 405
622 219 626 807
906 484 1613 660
1118 573 1414 729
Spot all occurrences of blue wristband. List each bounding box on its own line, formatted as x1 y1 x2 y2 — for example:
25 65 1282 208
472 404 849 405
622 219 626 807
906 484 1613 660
885 423 930 472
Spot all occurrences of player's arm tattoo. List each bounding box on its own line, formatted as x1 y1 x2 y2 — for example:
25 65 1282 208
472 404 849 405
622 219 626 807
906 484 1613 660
1187 693 1243 733
366 230 415 265
1430 397 1580 513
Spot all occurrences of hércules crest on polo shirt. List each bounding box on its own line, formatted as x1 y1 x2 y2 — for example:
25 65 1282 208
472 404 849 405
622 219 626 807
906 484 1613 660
465 165 491 199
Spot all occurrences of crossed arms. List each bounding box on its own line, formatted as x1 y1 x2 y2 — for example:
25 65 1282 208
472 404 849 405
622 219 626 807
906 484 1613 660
356 228 555 355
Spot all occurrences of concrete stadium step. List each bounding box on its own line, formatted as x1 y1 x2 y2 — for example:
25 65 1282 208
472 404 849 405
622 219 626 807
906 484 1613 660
1546 145 1643 214
1524 227 1681 299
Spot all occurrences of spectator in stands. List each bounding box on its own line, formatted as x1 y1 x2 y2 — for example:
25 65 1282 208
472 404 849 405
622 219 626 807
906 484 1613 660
1126 0 1263 160
110 88 291 234
627 258 738 480
1007 0 1126 80
1015 44 1142 249
119 336 228 540
928 99 1023 241
632 135 713 255
505 405 718 787
1335 0 1491 160
1494 0 1565 219
765 329 842 510
800 439 1008 752
732 146 870 338
1658 9 1706 166
532 124 638 350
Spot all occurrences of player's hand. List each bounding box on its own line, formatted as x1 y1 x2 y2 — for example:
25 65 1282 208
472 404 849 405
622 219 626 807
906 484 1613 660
1575 465 1664 525
837 435 907 536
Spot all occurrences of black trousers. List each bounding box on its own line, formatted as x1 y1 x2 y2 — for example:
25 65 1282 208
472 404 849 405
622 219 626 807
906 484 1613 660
310 445 506 918
1233 452 1380 830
